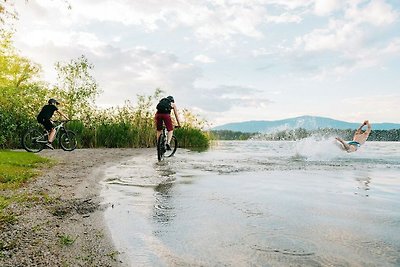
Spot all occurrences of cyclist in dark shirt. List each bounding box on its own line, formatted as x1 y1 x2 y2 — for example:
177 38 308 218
155 96 181 150
37 98 69 149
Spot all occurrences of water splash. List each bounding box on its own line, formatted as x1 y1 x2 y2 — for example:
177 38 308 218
294 135 343 161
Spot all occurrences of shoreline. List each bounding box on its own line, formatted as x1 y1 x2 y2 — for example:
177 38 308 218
0 148 140 267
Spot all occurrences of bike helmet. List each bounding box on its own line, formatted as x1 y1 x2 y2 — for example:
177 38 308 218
48 98 59 105
166 96 174 103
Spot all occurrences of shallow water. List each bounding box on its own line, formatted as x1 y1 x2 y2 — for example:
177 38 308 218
102 140 400 266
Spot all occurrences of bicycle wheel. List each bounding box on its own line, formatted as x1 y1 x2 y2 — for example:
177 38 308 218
165 136 178 157
157 134 166 161
59 130 77 151
22 129 46 153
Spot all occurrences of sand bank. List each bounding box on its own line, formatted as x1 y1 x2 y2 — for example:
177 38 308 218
0 148 143 267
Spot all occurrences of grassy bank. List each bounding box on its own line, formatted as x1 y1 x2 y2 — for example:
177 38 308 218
0 150 49 224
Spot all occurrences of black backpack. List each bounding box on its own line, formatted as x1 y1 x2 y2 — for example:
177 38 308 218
156 98 172 113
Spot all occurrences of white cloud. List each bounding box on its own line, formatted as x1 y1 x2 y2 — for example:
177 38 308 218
21 30 106 49
383 37 400 54
265 12 302 23
295 0 398 53
265 0 313 10
183 85 273 113
345 0 399 26
306 35 400 80
295 19 364 52
66 0 269 42
290 1 400 79
252 47 274 57
314 0 343 16
194 55 215 63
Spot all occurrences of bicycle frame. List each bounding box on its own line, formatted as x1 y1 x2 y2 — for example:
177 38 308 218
22 120 77 152
36 121 67 143
157 125 178 161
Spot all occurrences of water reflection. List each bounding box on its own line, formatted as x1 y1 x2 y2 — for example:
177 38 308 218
152 161 177 225
153 183 176 224
354 173 372 197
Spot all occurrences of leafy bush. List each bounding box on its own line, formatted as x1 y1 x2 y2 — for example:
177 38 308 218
175 126 210 148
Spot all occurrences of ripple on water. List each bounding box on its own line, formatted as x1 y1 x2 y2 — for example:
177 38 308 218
249 237 323 266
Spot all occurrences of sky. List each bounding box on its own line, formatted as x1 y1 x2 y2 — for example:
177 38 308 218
11 0 400 126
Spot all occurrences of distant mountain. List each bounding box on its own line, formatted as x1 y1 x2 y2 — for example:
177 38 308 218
212 116 400 133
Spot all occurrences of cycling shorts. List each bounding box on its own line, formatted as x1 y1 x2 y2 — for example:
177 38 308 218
37 117 54 131
155 113 173 131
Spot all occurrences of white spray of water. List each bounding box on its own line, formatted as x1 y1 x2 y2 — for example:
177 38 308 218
294 134 343 161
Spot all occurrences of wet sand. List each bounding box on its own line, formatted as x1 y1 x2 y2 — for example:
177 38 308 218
0 148 147 267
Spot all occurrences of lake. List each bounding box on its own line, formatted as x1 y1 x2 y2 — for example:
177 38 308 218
102 139 400 266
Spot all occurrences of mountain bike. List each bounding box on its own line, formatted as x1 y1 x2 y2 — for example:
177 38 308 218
157 125 178 161
22 120 77 153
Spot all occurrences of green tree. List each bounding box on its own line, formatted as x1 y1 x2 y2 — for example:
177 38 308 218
0 33 48 148
0 33 41 89
54 55 100 119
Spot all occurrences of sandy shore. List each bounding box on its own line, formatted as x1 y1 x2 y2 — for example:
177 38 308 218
0 148 141 267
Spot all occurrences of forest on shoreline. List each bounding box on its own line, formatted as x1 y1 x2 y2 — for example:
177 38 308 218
211 128 400 141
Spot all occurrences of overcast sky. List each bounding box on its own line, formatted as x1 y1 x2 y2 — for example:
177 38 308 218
12 0 400 126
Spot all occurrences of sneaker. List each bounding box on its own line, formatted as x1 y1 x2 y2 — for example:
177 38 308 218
166 144 171 151
45 143 54 150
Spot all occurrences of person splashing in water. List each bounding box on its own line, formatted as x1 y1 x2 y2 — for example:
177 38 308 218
336 120 372 153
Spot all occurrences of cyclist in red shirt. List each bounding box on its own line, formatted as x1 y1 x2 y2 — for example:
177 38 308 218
155 96 181 150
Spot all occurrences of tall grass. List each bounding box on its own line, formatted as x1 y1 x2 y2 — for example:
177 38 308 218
1 87 210 149
61 101 211 149
174 126 210 148
65 101 157 148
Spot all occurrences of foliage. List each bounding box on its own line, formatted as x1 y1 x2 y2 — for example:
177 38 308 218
175 126 210 148
0 33 41 86
54 55 100 119
173 108 210 148
253 128 312 141
64 90 210 149
210 130 256 140
65 91 159 148
180 108 207 130
369 129 400 141
57 89 210 149
0 34 50 148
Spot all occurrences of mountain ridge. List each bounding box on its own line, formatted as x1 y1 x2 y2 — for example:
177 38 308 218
212 115 400 133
